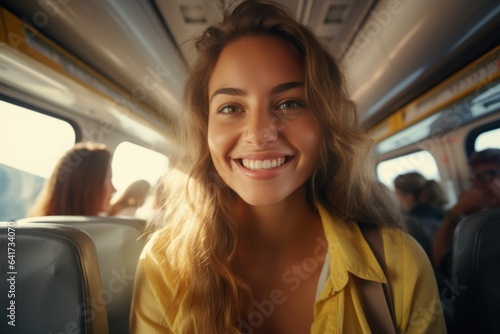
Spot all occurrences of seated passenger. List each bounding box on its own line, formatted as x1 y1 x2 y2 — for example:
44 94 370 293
109 179 151 217
394 172 447 260
433 148 500 276
28 142 116 216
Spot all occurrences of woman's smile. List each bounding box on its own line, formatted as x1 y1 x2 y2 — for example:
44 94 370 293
240 156 287 170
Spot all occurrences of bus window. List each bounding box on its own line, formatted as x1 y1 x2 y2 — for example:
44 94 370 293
111 141 169 194
376 150 441 191
475 128 500 151
0 100 76 220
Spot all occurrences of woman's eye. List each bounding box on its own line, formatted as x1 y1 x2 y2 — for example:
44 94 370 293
276 100 304 110
217 105 243 114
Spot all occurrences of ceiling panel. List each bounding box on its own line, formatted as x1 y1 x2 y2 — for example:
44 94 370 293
2 0 499 135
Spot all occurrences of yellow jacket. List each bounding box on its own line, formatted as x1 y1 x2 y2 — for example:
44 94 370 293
130 205 447 333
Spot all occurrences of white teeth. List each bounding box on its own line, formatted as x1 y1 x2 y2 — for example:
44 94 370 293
241 157 286 170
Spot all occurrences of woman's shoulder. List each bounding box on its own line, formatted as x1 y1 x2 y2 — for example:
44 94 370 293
378 227 434 293
380 226 431 268
379 226 446 332
132 229 180 332
139 229 173 270
410 205 445 220
135 228 180 299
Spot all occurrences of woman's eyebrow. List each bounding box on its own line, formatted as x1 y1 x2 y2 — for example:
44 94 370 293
209 81 303 103
210 87 244 102
271 81 303 95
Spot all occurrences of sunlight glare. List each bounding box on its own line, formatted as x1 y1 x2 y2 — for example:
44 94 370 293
0 100 75 178
111 141 169 193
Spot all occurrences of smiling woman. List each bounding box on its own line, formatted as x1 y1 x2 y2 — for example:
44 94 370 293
130 1 446 334
207 36 320 207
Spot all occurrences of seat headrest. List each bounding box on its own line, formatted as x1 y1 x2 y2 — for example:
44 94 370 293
0 222 108 333
452 208 500 334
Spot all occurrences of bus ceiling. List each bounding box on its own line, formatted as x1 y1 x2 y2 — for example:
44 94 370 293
1 0 499 132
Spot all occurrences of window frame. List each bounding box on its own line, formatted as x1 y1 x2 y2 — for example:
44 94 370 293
0 95 81 142
465 119 500 158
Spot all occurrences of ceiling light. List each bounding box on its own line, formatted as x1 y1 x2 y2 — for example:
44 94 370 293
180 4 206 24
324 4 349 24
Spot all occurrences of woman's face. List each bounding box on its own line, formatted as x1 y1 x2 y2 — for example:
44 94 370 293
207 35 320 206
101 164 116 214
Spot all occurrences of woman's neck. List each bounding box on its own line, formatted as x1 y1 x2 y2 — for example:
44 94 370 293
235 186 327 307
237 186 321 248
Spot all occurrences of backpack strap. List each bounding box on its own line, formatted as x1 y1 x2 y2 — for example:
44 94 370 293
358 225 397 334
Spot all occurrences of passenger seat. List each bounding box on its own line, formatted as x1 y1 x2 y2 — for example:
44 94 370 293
18 216 147 334
451 208 500 334
0 222 108 333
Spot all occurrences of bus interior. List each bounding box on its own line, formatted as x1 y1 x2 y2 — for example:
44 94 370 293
0 0 499 333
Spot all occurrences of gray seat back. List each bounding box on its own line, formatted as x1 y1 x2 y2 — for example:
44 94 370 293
18 216 147 334
0 222 108 334
452 208 500 334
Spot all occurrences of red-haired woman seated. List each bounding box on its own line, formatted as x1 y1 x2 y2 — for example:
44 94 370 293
29 141 116 217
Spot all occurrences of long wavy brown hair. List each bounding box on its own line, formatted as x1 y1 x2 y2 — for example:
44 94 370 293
156 1 404 332
29 142 112 216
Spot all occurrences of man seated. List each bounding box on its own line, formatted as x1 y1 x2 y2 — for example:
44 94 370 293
433 148 500 276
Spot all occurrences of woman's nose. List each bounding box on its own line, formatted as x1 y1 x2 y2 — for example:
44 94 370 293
244 108 279 148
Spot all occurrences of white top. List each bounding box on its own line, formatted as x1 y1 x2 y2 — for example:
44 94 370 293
315 252 330 301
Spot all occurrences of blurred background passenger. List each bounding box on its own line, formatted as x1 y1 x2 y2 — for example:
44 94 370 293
394 171 447 260
110 179 151 217
140 168 188 229
29 142 115 217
